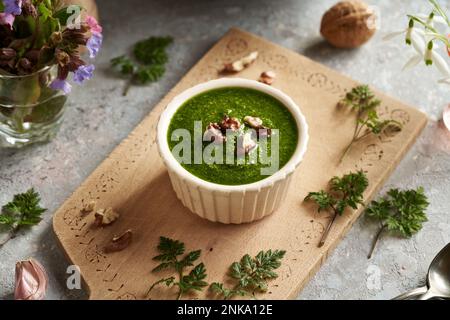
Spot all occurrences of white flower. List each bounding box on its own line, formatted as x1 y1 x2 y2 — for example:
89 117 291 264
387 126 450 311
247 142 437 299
391 28 426 71
384 14 450 85
416 13 448 27
432 49 450 76
383 21 424 43
406 31 450 78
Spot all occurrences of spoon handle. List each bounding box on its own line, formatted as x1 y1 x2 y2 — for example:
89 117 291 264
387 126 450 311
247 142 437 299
392 286 428 300
415 290 437 300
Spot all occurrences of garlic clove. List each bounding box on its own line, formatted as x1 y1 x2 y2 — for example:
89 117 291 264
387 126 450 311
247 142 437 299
15 258 48 300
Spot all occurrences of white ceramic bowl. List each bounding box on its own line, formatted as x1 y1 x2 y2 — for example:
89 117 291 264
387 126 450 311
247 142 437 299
157 78 309 224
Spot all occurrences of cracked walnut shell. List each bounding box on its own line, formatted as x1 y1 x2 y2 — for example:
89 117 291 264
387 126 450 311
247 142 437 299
94 207 119 226
320 0 377 48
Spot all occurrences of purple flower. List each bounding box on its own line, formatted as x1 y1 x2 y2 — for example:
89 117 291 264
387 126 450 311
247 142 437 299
3 0 22 16
49 78 72 94
0 13 14 27
86 33 102 59
73 64 95 84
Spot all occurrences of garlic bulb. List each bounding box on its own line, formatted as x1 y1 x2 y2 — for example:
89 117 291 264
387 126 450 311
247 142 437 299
15 258 48 300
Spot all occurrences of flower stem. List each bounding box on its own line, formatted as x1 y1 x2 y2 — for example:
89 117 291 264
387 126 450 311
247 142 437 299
176 269 184 300
0 232 13 248
339 115 362 164
0 226 18 248
339 140 355 164
122 78 133 96
318 211 338 248
367 224 386 259
146 277 171 297
355 131 372 142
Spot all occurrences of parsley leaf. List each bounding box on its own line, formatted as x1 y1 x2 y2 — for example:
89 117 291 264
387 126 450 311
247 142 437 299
151 236 185 272
0 189 46 247
135 64 165 84
210 282 247 300
209 249 286 300
147 236 208 300
133 36 173 65
1 189 46 227
341 85 381 113
110 56 136 75
339 85 402 163
110 36 173 96
366 187 429 258
178 263 208 295
304 190 336 212
305 171 368 247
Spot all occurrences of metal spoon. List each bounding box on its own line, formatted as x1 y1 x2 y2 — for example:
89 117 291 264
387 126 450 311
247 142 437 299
393 286 428 300
393 243 450 300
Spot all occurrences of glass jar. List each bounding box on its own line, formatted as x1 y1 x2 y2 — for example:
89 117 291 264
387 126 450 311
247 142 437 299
0 66 68 148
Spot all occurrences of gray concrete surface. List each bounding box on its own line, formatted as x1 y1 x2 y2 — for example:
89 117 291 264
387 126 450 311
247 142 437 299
0 0 449 300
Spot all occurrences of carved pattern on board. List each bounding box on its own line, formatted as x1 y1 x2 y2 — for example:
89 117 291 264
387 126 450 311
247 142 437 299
189 51 223 84
224 38 248 57
261 52 290 71
353 143 384 172
63 206 87 229
116 292 137 300
95 171 120 193
391 109 411 125
107 284 124 293
303 72 347 96
84 244 107 265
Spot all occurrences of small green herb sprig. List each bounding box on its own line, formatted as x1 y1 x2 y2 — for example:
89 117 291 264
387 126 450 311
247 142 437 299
305 171 368 247
111 36 173 96
366 187 429 259
0 189 46 247
147 236 208 300
339 85 402 163
210 250 286 299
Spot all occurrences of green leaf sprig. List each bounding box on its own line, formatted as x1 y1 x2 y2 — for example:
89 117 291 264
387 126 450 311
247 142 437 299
339 85 402 163
304 171 369 247
110 36 173 96
0 188 46 247
366 187 429 259
210 249 286 299
147 236 208 300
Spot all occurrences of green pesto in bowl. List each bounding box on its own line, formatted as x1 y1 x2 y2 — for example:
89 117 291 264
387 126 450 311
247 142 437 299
167 87 299 185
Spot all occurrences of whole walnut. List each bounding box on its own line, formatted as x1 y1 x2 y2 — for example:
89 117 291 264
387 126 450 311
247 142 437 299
320 0 376 48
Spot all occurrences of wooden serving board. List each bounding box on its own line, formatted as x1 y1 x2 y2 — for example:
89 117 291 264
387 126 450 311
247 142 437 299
53 28 427 300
